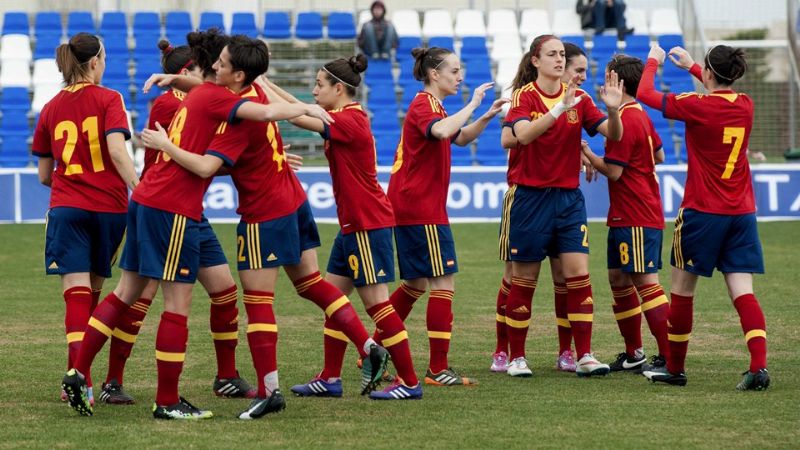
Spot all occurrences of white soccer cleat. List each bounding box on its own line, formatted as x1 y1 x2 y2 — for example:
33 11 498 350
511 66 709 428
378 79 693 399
507 357 533 377
576 353 611 377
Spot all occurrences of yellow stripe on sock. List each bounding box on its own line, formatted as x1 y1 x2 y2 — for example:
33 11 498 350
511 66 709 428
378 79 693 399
323 327 350 342
427 330 452 340
382 330 408 348
156 350 185 362
668 333 690 342
614 306 642 321
745 329 766 342
211 331 239 340
641 295 668 312
112 328 137 343
325 296 350 317
505 317 531 329
246 324 278 333
556 318 571 328
567 313 593 322
66 331 84 344
496 313 506 324
88 317 113 337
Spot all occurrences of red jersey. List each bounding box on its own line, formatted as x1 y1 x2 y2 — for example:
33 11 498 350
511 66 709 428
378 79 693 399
132 82 248 221
504 82 607 188
142 89 185 177
211 84 306 223
323 103 394 233
32 82 131 213
603 101 664 228
663 90 755 214
388 91 455 226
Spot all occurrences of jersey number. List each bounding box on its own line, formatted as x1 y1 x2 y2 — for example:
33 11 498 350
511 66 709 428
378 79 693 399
580 224 589 247
156 106 188 163
619 242 629 265
348 255 360 279
721 127 745 179
267 122 285 172
55 116 104 175
237 236 246 262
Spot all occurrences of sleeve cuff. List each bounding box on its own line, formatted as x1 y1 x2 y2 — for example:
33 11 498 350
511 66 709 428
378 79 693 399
228 99 249 124
320 123 331 140
603 157 628 167
425 118 442 140
206 150 235 167
106 128 132 140
586 117 607 137
32 151 52 158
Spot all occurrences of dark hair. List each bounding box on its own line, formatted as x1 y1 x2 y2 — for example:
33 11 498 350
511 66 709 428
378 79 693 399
564 43 586 68
323 54 368 96
370 1 386 20
186 28 230 78
55 32 102 85
410 47 453 84
226 35 270 86
511 34 560 90
606 54 643 97
705 45 747 85
158 39 196 75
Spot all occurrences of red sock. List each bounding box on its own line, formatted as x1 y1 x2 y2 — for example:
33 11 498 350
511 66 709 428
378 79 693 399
294 272 369 357
553 282 571 354
90 289 101 314
372 283 424 343
74 293 129 382
495 279 511 354
106 297 152 385
64 286 93 370
320 317 348 379
368 301 418 386
243 290 278 398
637 283 670 358
506 277 536 360
155 311 188 406
733 293 767 372
566 275 594 357
209 285 239 379
611 285 642 355
667 293 693 374
427 289 454 373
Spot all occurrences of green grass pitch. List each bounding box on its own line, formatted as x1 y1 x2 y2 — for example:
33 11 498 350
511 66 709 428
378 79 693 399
0 222 797 448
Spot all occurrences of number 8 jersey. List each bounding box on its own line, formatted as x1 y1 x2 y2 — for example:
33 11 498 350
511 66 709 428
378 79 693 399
663 90 755 214
32 82 131 213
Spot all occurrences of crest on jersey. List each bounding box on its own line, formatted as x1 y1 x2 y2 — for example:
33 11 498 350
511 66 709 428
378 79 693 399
566 109 578 124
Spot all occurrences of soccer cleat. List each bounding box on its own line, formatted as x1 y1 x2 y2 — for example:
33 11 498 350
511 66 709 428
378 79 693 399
63 387 94 406
360 344 391 395
575 353 611 377
506 357 533 378
609 351 647 373
152 397 213 420
640 354 666 374
238 389 286 420
556 350 577 372
356 356 394 382
290 377 343 398
736 368 770 391
369 379 423 400
490 351 509 372
643 365 687 386
213 373 257 398
424 367 479 386
99 379 135 405
62 369 93 416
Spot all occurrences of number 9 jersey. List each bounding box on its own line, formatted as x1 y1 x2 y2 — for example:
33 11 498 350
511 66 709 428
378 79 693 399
32 82 131 213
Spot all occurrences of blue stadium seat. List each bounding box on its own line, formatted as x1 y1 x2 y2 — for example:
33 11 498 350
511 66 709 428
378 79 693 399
133 12 161 38
231 12 258 38
624 35 650 57
103 56 131 84
165 11 192 45
460 36 488 62
465 58 492 89
34 33 62 60
295 12 323 40
591 35 618 63
375 132 400 165
584 133 605 156
1 110 30 137
400 85 420 109
199 12 225 32
442 94 463 114
397 36 421 61
428 36 454 51
327 12 355 39
3 12 30 35
451 143 474 166
364 59 394 86
102 32 129 56
0 136 31 167
475 132 505 166
1 88 31 112
134 60 163 86
263 12 291 39
371 110 400 135
99 11 127 38
133 34 162 60
367 83 398 109
34 12 62 39
561 35 586 52
67 11 95 35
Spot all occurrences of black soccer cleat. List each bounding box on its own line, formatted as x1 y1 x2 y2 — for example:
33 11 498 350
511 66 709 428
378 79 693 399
62 369 93 416
361 344 390 395
609 351 647 373
99 379 135 405
643 365 687 386
640 354 666 374
238 389 287 420
736 368 770 391
152 397 212 420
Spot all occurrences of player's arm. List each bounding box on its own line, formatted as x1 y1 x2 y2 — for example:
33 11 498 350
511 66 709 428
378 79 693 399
260 76 301 104
254 80 325 133
454 97 510 146
142 73 202 94
667 47 703 81
430 82 493 140
141 122 223 178
235 100 334 125
654 148 665 164
581 140 623 181
107 132 139 189
37 156 54 187
595 70 623 142
501 125 518 149
637 45 667 110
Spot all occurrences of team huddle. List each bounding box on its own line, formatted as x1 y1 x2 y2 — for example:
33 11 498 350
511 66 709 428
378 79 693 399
33 27 769 421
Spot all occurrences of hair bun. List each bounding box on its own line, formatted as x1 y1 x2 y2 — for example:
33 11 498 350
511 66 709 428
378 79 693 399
410 47 428 60
349 54 368 74
158 39 172 54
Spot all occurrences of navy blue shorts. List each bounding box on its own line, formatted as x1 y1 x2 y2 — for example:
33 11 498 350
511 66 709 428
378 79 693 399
236 200 321 271
607 226 663 273
507 186 589 262
198 215 227 268
44 207 126 277
395 224 458 280
499 185 560 261
671 208 764 277
119 201 201 283
327 227 395 287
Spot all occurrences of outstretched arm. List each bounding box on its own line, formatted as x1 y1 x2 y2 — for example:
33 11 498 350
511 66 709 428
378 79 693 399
636 44 667 110
141 122 224 178
454 97 510 146
668 47 703 81
429 83 496 140
581 141 623 181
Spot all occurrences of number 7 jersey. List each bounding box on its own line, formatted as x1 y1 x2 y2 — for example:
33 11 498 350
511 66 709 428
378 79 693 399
663 90 755 214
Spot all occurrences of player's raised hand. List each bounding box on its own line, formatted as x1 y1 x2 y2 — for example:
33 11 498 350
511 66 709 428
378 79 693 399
305 104 335 124
469 82 495 108
482 98 511 119
562 74 585 108
599 69 624 110
142 74 176 93
141 122 172 152
648 43 666 65
668 46 695 70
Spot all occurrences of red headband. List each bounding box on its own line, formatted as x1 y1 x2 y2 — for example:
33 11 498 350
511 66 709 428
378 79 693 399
179 59 194 72
532 35 556 57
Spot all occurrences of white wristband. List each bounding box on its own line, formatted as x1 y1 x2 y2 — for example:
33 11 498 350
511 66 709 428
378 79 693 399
549 102 567 119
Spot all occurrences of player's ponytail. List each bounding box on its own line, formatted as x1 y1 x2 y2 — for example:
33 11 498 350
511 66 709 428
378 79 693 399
158 39 196 75
323 54 368 96
411 47 453 84
55 32 102 86
705 45 747 85
186 28 230 78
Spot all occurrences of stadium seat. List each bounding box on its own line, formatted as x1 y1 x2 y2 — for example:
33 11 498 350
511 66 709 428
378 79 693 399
584 133 605 156
623 35 651 58
0 60 32 88
231 12 258 38
263 12 291 39
490 34 522 62
657 34 685 50
134 60 163 86
1 34 32 63
487 9 518 38
199 11 225 32
451 144 474 166
454 10 486 38
519 9 551 38
0 136 31 167
165 11 193 45
591 35 619 63
364 59 393 86
2 12 29 35
464 58 492 89
102 32 129 56
99 11 127 38
103 55 130 86
34 11 62 39
375 132 400 165
294 12 323 40
1 110 30 137
460 36 488 62
133 12 161 38
552 9 583 36
561 35 586 52
495 58 520 93
34 33 61 60
650 8 682 35
371 109 400 135
367 83 398 109
0 87 31 112
428 37 454 51
400 84 422 109
475 132 506 166
396 36 421 61
626 8 650 36
422 10 453 38
327 12 356 39
392 10 422 37
67 11 95 35
32 83 61 113
442 94 463 114
32 59 60 86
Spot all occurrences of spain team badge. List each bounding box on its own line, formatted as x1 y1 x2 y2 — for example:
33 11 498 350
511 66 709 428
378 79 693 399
566 109 579 124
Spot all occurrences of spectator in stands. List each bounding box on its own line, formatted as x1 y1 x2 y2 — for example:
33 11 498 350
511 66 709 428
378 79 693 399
358 1 397 60
576 0 634 40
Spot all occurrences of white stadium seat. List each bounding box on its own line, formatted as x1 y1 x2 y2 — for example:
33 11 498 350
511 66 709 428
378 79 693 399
519 9 551 38
454 10 486 38
487 9 519 38
650 8 682 35
552 8 583 36
626 8 650 36
0 34 33 63
32 59 61 87
422 9 454 38
496 57 522 90
0 60 32 87
32 83 61 113
491 33 522 62
392 9 422 37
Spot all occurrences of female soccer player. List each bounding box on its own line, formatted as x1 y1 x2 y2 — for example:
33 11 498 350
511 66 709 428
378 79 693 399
492 42 594 374
262 55 422 400
637 44 769 390
500 34 623 377
32 32 137 406
580 54 670 374
386 46 507 387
